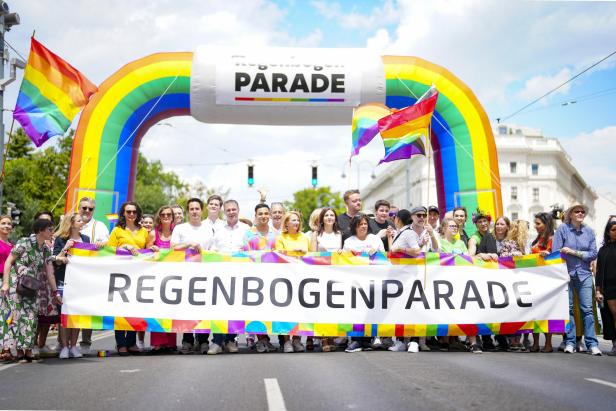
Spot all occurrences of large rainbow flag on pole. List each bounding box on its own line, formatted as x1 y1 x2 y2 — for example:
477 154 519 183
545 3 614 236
377 89 438 164
13 37 98 147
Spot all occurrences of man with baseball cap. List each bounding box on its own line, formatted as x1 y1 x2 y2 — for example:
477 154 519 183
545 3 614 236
553 203 601 355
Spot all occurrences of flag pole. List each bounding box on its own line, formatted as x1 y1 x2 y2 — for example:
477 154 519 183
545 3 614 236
424 118 432 287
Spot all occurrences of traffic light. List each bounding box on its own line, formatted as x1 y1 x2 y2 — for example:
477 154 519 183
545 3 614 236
311 165 318 187
6 202 21 225
247 164 254 187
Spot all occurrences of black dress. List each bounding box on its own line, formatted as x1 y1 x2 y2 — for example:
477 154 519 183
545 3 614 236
597 241 616 300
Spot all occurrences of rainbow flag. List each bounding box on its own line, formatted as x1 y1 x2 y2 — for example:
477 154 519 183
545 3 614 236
350 103 391 158
377 90 438 164
13 37 98 147
105 213 119 224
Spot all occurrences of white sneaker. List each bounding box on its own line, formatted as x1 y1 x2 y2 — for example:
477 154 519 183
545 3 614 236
371 337 384 349
136 340 145 350
256 339 268 353
70 346 83 358
283 340 294 353
292 339 305 352
207 342 223 355
200 342 211 355
407 341 419 353
225 341 239 353
59 346 70 359
589 346 602 356
179 341 193 355
564 344 575 354
80 343 91 355
388 340 406 352
576 341 587 353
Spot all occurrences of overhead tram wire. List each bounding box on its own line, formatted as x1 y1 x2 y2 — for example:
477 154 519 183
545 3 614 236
510 86 616 116
497 49 616 123
3 38 26 61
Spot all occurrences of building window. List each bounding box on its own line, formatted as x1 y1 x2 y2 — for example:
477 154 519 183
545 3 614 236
498 126 508 135
511 212 519 221
510 162 517 174
511 186 518 201
533 188 539 202
531 163 539 175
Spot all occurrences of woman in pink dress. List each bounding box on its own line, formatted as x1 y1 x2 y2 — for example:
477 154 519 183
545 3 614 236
0 215 14 361
146 206 176 354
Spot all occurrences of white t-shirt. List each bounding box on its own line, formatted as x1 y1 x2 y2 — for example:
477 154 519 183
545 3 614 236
315 231 342 252
211 221 250 252
170 222 214 250
203 218 225 236
80 219 110 243
343 234 385 253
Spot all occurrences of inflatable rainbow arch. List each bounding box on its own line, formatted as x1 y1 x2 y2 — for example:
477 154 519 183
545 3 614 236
65 52 502 223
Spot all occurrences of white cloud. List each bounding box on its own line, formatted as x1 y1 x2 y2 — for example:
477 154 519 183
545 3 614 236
517 67 572 102
365 0 616 108
311 0 399 29
561 126 616 194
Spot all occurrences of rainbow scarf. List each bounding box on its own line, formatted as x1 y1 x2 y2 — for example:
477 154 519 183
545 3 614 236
350 103 391 158
377 91 438 164
13 37 98 147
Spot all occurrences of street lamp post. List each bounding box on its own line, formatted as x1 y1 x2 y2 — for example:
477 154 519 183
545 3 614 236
0 1 21 208
341 159 376 189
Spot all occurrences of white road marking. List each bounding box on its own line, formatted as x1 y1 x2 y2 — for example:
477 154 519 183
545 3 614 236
585 378 616 389
119 369 140 373
264 378 287 411
0 362 18 372
92 330 116 342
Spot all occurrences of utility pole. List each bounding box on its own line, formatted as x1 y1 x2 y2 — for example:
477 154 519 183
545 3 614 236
0 1 21 208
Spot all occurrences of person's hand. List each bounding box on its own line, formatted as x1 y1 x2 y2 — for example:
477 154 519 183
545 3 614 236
386 226 395 238
124 245 139 256
560 247 574 255
95 241 106 249
596 291 604 303
189 243 201 253
257 188 267 202
377 229 388 239
424 224 433 234
149 245 160 252
539 250 550 257
53 293 63 305
1 283 8 297
367 248 377 256
65 239 75 250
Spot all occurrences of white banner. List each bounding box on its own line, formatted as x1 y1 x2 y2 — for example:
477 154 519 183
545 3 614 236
190 47 385 125
62 253 570 336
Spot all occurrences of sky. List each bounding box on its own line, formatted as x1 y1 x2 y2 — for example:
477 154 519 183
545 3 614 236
4 0 616 215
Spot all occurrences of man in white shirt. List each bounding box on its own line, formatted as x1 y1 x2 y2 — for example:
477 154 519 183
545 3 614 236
270 202 286 233
208 200 249 355
170 198 213 354
204 194 225 236
77 197 110 354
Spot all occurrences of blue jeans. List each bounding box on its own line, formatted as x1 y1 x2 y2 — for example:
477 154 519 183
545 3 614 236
566 275 598 348
212 334 236 346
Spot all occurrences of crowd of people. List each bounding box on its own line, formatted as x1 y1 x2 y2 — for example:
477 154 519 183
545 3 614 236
1 189 615 363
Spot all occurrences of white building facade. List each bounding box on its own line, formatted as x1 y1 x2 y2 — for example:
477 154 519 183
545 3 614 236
361 124 599 231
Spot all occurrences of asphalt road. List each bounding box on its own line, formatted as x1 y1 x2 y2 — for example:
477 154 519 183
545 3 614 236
1 332 615 411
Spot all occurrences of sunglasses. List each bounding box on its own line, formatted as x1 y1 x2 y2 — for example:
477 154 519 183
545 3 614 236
448 225 458 229
160 213 172 217
125 209 138 215
415 214 427 218
388 212 397 217
81 207 94 212
573 210 586 215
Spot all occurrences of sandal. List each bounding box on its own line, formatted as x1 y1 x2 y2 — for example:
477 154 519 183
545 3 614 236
529 345 540 353
541 346 554 353
1 350 15 362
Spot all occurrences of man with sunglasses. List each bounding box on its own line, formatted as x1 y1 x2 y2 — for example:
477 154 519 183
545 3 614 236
408 206 439 253
553 203 601 355
77 197 109 354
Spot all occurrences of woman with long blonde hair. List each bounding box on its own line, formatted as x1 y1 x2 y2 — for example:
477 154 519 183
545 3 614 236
53 212 90 359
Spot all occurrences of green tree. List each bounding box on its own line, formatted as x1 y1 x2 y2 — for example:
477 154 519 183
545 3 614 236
284 186 345 229
2 127 190 238
133 153 189 214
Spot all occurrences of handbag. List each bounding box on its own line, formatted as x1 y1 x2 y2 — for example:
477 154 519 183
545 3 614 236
16 274 41 298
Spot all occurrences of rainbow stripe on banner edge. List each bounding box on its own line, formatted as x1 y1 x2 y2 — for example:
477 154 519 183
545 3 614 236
61 314 568 337
68 243 564 269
